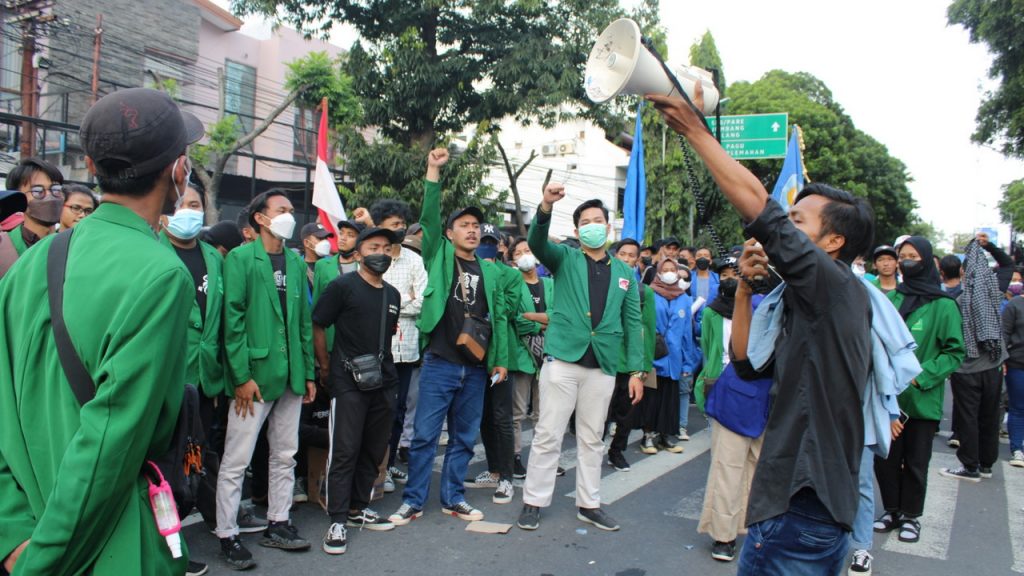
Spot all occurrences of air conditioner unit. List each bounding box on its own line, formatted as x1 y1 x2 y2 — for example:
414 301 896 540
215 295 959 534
558 142 575 155
541 144 558 157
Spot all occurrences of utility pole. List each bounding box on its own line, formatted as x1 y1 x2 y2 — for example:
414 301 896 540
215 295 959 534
6 0 57 158
91 14 102 105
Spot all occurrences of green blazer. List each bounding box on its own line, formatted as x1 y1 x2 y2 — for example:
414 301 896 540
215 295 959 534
0 203 191 575
497 264 526 373
224 237 314 401
8 224 29 255
417 179 508 371
695 307 726 412
527 210 642 376
159 233 228 398
515 276 554 374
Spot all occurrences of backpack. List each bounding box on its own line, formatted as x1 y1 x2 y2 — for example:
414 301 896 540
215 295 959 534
47 229 205 518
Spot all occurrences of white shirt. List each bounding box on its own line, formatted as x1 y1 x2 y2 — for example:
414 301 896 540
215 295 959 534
383 247 428 363
722 318 733 367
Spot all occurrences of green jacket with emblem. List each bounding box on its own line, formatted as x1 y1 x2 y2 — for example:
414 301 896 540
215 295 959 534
417 179 508 371
224 237 315 401
527 210 642 376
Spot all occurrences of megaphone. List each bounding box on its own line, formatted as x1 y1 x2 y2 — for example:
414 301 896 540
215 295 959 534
584 18 720 115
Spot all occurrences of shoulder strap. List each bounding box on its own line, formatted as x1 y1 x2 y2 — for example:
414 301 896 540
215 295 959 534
378 286 389 359
47 229 96 406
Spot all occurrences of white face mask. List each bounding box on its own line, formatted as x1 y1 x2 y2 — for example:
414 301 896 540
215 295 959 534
517 253 538 272
265 212 296 240
659 271 679 285
678 279 691 291
852 262 866 278
314 239 331 257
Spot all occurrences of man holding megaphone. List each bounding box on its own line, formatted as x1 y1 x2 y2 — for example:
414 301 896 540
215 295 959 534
647 81 875 576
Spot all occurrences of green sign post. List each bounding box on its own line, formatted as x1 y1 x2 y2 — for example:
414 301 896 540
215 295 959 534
704 113 789 160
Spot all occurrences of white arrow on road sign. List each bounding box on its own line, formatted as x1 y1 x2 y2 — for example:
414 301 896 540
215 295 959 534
771 122 780 132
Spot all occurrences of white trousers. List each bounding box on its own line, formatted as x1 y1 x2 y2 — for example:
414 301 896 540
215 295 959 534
522 359 616 509
215 390 302 538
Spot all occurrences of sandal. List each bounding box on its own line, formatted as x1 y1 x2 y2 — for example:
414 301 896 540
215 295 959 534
872 511 901 533
898 518 921 543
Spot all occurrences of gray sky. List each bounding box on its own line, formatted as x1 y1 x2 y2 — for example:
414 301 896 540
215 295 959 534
225 0 1020 238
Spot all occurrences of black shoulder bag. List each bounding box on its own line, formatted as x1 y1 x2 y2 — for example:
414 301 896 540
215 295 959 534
454 258 492 363
343 287 388 392
47 229 204 518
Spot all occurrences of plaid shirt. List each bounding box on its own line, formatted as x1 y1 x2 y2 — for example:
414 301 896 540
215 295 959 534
384 247 428 363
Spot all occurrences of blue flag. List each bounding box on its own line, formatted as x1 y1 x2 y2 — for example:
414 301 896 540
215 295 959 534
621 101 646 241
771 127 804 212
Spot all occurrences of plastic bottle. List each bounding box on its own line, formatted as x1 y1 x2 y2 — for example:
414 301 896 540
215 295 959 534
145 462 183 559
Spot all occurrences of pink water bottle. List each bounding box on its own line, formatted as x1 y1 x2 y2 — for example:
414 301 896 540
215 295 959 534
145 461 183 559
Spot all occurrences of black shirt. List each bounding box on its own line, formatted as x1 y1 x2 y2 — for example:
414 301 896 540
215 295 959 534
527 280 546 313
311 272 400 393
269 252 288 322
744 199 871 530
174 243 208 320
428 256 488 366
577 253 611 369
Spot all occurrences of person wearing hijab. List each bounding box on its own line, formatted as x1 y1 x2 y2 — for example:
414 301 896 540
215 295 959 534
873 236 965 545
638 258 700 455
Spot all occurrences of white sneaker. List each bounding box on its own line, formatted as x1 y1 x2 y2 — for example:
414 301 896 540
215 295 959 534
848 549 872 575
678 427 690 441
493 479 514 504
383 472 396 493
465 470 499 488
1011 450 1024 468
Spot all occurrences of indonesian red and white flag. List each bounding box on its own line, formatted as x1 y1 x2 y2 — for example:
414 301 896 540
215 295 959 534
311 97 346 252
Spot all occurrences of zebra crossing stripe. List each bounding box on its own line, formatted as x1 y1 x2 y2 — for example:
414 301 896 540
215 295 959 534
881 451 961 560
1003 462 1024 573
664 486 706 521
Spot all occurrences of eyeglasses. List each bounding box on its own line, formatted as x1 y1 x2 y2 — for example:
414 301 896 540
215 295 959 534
64 203 94 216
29 185 64 200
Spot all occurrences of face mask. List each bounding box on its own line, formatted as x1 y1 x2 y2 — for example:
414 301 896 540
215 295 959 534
476 242 499 260
719 278 739 298
1010 282 1024 296
27 195 62 225
517 253 538 272
659 271 679 285
578 223 608 249
166 208 204 240
362 253 392 275
391 228 407 243
899 259 921 276
264 212 296 240
678 279 691 291
695 257 710 271
314 239 331 258
641 256 652 267
338 247 357 259
852 262 866 278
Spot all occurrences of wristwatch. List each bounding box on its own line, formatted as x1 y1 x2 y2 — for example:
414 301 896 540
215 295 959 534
631 371 646 380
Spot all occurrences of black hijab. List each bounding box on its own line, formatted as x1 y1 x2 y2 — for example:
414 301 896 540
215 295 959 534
709 277 738 320
895 236 951 319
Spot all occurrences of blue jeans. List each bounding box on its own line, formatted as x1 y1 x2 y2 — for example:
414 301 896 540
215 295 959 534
1007 368 1024 453
738 489 850 576
678 373 693 430
851 446 875 550
402 352 487 509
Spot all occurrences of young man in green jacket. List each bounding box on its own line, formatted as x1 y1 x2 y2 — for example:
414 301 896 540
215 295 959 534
0 157 64 280
389 148 508 526
0 88 201 575
216 189 316 569
517 185 643 533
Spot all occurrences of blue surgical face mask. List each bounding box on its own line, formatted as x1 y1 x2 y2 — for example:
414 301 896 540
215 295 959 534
578 223 608 249
476 241 499 260
166 208 204 240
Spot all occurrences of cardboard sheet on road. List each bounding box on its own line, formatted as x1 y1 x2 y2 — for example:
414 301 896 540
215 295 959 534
465 521 513 534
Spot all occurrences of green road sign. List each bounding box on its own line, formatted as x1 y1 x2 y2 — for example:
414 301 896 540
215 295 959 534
705 113 789 160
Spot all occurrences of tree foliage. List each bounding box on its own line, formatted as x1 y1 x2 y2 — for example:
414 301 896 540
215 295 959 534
998 178 1024 229
948 0 1024 159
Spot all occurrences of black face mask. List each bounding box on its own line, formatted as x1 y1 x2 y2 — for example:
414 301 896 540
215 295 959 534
391 228 407 243
899 259 922 276
696 257 710 271
641 256 653 267
719 278 739 298
362 253 392 275
338 247 357 259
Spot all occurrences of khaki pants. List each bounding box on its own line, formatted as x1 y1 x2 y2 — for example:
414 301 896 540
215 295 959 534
522 359 615 509
698 418 764 542
513 371 540 454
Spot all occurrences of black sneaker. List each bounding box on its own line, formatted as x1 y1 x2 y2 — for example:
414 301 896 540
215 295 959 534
219 536 256 571
980 466 993 479
388 466 409 484
577 507 620 531
388 503 423 526
608 450 631 471
655 434 684 454
260 521 311 551
940 466 981 483
186 560 209 576
346 508 395 531
322 522 347 555
442 501 484 521
517 504 541 530
556 466 566 477
711 540 736 562
513 455 527 479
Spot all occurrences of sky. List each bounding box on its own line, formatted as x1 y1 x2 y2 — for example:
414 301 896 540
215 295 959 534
222 0 1020 239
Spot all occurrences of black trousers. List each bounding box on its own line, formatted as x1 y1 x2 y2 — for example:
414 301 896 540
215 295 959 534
326 386 396 522
480 374 514 480
198 392 229 457
387 362 416 468
608 373 637 453
640 376 680 436
875 418 939 518
951 368 1003 470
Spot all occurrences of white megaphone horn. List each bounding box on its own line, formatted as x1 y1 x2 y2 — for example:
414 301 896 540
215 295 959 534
584 18 720 115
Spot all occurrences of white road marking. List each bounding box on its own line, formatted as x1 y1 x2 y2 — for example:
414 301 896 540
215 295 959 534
664 486 706 521
882 452 961 560
1002 461 1024 573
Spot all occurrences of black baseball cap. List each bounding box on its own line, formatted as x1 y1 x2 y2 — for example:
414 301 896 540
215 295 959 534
480 222 500 242
203 221 243 252
356 226 398 247
873 245 898 261
300 222 333 240
446 206 484 229
660 236 681 249
336 219 364 234
714 256 737 273
80 88 204 179
0 190 26 220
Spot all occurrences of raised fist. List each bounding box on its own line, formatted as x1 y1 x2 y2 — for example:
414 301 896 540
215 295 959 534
542 183 566 206
427 148 450 168
352 207 373 226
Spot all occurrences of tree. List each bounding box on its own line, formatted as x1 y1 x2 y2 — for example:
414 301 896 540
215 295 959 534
948 0 1024 159
188 51 359 222
998 178 1024 229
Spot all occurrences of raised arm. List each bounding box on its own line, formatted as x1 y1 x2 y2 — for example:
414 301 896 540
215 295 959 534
527 183 569 273
419 149 449 264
